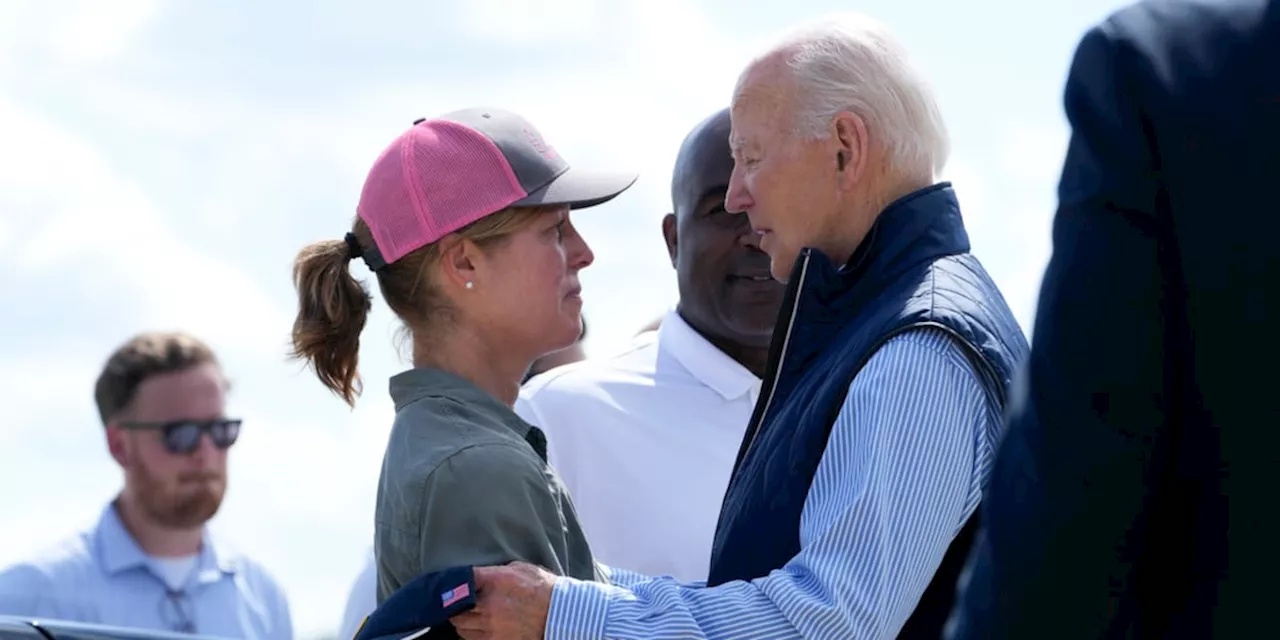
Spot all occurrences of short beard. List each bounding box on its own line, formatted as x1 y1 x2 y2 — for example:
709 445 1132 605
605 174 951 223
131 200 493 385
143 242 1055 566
131 462 226 529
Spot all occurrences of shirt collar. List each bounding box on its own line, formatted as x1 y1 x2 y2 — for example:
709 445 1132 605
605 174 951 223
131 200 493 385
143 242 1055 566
658 309 762 402
94 500 238 581
388 366 543 456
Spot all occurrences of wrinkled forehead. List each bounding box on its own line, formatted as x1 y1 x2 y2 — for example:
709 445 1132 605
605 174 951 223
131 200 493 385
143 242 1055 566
730 100 791 155
730 64 794 147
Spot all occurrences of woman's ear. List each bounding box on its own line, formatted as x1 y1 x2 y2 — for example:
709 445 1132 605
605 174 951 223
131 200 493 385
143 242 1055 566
437 235 479 291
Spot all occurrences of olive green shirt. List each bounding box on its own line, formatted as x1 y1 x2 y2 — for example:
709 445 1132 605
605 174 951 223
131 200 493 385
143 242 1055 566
373 367 601 602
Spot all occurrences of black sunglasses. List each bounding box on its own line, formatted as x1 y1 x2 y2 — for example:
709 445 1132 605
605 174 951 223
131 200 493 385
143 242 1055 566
120 418 242 455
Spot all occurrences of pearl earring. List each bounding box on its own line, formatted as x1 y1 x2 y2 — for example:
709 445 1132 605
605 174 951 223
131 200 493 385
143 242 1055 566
465 281 474 290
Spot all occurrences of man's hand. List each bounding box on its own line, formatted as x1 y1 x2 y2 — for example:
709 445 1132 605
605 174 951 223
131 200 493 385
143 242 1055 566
452 562 556 640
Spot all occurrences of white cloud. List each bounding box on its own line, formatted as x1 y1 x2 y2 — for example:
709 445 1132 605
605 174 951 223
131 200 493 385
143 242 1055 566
46 0 164 65
0 98 291 354
59 80 224 140
0 3 32 77
999 121 1070 184
0 355 101 449
940 157 989 227
961 123 1068 332
457 0 603 42
0 0 163 74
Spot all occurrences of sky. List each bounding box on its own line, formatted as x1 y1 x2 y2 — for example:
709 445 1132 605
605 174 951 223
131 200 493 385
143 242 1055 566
0 0 1132 636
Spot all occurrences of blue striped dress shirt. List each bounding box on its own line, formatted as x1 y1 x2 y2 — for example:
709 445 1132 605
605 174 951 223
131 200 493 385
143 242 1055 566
546 327 999 639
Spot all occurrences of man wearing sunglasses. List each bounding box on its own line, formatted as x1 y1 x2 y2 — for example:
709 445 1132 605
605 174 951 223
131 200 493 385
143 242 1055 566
0 331 293 640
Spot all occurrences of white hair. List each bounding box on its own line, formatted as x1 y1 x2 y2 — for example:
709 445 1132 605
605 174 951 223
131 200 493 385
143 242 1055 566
735 13 950 182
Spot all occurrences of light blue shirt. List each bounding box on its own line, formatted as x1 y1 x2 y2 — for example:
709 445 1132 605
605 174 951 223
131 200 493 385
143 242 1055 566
547 328 1000 639
0 502 293 640
338 548 376 640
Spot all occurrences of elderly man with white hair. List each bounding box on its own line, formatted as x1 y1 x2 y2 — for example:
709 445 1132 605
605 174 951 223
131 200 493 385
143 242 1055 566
452 13 1028 640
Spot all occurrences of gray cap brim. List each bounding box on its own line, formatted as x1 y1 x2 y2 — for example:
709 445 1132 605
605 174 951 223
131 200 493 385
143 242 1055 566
511 166 638 210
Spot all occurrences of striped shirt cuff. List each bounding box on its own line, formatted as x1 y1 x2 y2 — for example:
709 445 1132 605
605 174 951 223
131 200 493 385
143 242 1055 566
546 576 621 640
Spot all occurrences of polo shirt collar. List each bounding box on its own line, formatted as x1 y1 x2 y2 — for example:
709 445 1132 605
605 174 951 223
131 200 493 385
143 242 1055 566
388 367 546 459
95 500 238 582
658 309 762 402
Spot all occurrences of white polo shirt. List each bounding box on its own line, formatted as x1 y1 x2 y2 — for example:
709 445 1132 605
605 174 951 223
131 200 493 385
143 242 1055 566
514 310 759 582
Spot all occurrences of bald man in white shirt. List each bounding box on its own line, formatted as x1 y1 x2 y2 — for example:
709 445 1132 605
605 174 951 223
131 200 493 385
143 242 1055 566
514 108 784 582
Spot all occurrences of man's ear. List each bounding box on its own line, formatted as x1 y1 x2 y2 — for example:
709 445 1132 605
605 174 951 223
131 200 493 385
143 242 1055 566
832 111 869 189
662 214 678 268
105 424 130 467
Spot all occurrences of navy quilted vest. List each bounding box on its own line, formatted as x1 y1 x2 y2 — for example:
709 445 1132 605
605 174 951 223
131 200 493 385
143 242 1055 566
706 183 1029 637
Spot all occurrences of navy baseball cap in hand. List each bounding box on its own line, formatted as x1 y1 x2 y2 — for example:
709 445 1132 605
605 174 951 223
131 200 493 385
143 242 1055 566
353 566 477 640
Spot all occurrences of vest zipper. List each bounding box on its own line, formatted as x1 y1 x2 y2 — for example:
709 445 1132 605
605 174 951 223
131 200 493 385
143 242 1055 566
735 250 812 470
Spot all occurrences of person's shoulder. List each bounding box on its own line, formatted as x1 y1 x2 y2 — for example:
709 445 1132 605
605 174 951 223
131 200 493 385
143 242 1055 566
0 558 58 594
1102 0 1270 42
394 386 530 446
841 329 992 444
213 547 292 611
849 327 990 415
1088 0 1272 83
0 530 101 616
385 393 515 475
435 441 542 482
392 387 501 425
0 528 99 589
521 333 660 400
223 550 285 589
220 553 294 638
871 326 981 375
421 443 549 517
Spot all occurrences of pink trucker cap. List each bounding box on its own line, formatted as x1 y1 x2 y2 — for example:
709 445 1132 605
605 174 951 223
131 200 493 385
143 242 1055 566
354 107 637 270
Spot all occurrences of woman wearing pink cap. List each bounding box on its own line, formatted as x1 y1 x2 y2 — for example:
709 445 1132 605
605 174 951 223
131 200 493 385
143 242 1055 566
288 108 635 604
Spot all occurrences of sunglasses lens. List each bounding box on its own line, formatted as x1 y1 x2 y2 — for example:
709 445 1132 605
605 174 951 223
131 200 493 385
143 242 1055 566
163 423 202 454
210 420 240 449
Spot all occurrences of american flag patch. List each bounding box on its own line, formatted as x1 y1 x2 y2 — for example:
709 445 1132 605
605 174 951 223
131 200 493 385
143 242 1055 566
441 583 470 608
